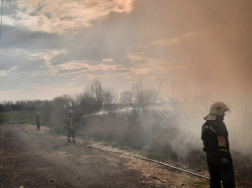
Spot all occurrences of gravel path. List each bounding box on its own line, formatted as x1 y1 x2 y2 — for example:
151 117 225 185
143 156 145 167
0 124 207 188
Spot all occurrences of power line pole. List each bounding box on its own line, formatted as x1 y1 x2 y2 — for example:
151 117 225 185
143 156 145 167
0 0 3 41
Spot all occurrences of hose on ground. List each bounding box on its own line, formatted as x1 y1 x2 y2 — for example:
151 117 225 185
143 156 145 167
52 129 210 180
78 141 210 180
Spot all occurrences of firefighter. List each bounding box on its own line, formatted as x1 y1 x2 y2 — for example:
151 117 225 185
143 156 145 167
65 109 77 143
36 113 40 130
201 102 236 188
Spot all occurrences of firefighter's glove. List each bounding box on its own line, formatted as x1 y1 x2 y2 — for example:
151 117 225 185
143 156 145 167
203 148 207 153
219 146 229 166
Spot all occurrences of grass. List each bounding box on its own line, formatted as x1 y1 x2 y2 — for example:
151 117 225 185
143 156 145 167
44 128 55 135
79 133 95 141
106 142 135 152
139 150 174 161
188 181 209 188
0 110 211 187
0 111 43 125
2 111 251 187
75 133 211 187
77 133 137 153
78 134 181 161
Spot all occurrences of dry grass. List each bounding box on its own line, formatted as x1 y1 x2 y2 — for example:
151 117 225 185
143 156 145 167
80 138 252 188
80 138 210 187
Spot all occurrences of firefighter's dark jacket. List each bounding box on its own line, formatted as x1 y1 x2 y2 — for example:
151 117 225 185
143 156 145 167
65 116 77 128
36 116 40 125
201 114 229 151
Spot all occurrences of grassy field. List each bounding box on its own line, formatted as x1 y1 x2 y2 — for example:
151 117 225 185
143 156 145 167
0 111 249 187
0 111 42 124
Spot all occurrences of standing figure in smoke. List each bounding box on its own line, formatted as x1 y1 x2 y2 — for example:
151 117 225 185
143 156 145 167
201 102 236 188
36 113 40 130
65 109 77 143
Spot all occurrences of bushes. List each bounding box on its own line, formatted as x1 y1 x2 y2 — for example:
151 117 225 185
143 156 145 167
232 152 252 184
82 109 178 151
0 100 47 112
80 107 252 186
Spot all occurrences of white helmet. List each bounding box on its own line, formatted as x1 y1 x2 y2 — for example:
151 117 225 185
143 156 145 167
210 102 230 116
68 109 73 116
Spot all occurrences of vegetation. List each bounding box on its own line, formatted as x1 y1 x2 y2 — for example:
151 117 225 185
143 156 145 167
0 111 40 125
0 100 46 112
188 181 209 188
1 78 252 187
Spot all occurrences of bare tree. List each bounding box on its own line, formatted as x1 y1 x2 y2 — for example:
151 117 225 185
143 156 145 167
164 74 186 116
75 79 117 115
119 91 133 104
49 95 74 125
75 90 101 115
53 95 73 111
90 79 103 107
131 81 159 111
103 88 117 105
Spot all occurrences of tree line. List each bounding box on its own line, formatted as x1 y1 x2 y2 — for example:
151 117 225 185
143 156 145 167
0 100 47 112
0 79 160 125
1 79 159 113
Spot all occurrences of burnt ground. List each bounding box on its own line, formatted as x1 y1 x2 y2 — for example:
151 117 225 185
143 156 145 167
0 124 209 188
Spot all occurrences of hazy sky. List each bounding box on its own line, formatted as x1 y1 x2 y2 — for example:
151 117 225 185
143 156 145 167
1 0 252 100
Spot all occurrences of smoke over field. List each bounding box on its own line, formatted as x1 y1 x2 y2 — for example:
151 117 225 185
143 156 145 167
1 0 252 186
1 78 252 185
1 78 252 160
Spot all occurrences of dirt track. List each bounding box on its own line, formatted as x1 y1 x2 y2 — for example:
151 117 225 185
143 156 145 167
0 124 206 188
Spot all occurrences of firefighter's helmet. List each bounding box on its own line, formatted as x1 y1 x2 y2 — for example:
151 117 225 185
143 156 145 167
210 102 229 116
68 109 73 116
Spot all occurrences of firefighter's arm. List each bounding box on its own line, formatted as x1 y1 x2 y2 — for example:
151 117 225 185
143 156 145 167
64 120 68 128
218 136 226 147
203 141 206 148
202 141 207 152
218 136 229 165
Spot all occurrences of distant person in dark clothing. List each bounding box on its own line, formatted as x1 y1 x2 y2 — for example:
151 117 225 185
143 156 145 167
201 102 236 188
65 109 77 143
36 113 40 130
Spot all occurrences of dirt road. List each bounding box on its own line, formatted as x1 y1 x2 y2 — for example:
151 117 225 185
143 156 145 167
0 124 207 188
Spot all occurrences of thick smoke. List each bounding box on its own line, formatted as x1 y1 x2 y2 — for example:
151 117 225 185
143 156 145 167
81 75 252 162
3 0 252 165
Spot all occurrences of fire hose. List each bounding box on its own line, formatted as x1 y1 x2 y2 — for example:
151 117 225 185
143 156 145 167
52 130 210 180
